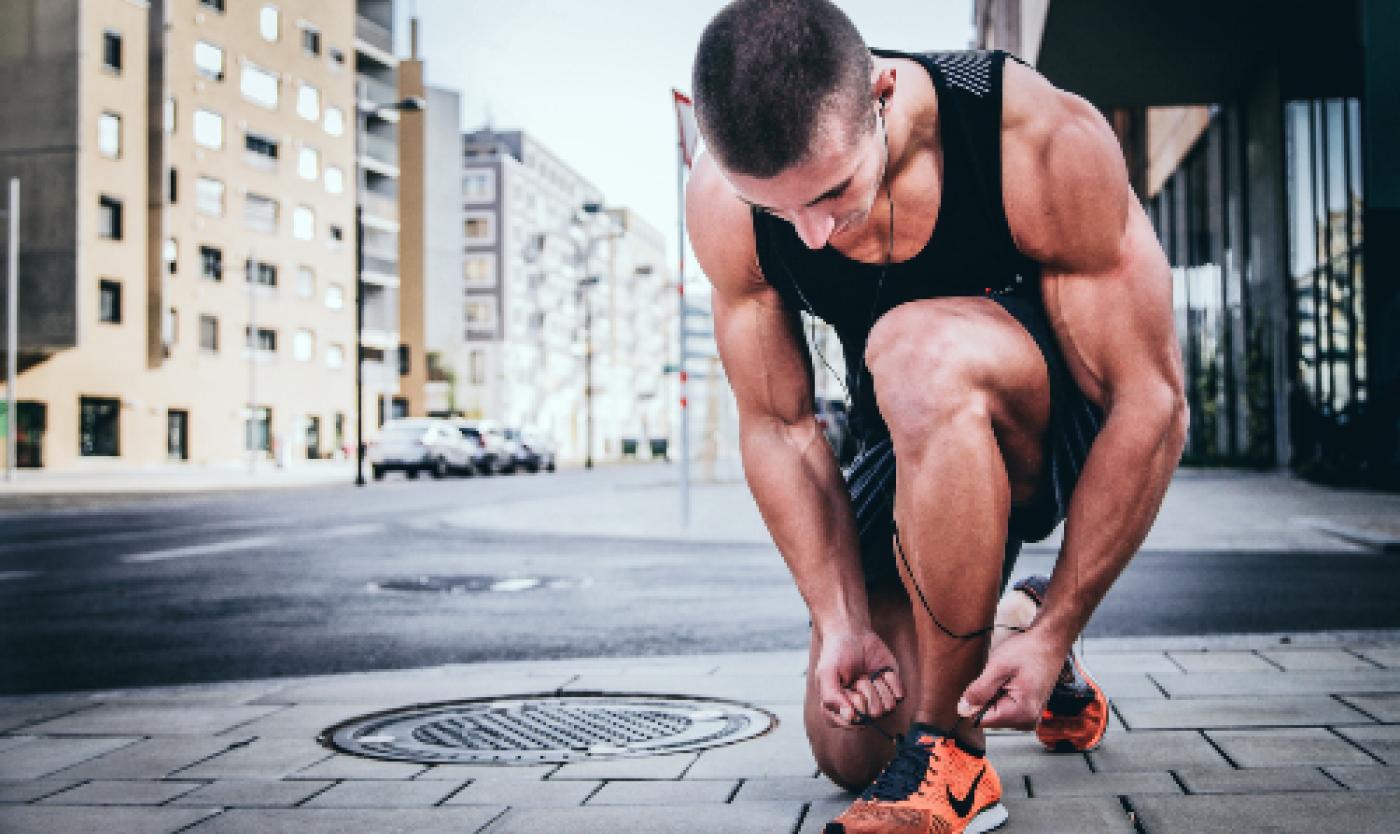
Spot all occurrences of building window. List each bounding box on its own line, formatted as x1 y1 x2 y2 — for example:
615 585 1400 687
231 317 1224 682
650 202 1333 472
466 297 498 329
296 266 315 298
102 31 122 73
80 397 121 457
292 205 315 240
195 176 224 217
244 130 279 169
300 24 321 56
293 329 315 362
464 254 496 287
200 0 225 11
324 165 344 195
194 40 224 81
240 62 278 108
98 195 123 240
328 224 344 242
200 245 223 281
99 280 122 323
246 258 278 287
463 170 495 201
397 344 410 376
164 307 178 352
199 314 219 352
296 82 320 121
323 105 344 137
244 193 279 233
325 283 344 309
246 326 278 353
464 214 493 242
97 112 121 158
164 237 177 274
259 5 280 41
297 146 319 180
245 406 272 453
326 343 345 369
469 350 486 385
167 168 178 203
329 47 345 66
193 108 224 149
164 97 176 133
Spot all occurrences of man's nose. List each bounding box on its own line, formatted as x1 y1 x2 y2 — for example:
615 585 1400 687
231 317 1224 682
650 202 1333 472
793 210 836 250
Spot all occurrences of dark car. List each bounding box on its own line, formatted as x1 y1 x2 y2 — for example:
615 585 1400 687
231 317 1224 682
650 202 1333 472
815 398 856 466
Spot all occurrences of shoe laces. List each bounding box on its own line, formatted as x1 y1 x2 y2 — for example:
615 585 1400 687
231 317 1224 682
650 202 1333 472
860 732 940 802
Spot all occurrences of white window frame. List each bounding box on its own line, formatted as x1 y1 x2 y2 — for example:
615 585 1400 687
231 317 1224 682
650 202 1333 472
193 40 225 81
325 283 345 310
297 146 319 181
296 82 320 122
97 111 121 158
193 108 224 150
296 266 315 298
194 176 225 217
465 296 499 330
324 165 344 195
323 105 345 137
259 5 280 41
292 205 315 241
239 61 279 109
463 253 497 288
293 328 315 362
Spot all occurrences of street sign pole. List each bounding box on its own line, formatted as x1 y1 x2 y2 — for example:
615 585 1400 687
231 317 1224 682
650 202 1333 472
5 178 18 482
676 144 690 528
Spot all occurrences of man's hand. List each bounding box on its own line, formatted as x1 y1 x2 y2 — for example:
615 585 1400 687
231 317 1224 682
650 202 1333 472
956 629 1065 730
815 629 904 728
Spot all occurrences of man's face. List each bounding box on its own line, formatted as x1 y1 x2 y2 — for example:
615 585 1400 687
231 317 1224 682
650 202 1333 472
724 109 885 251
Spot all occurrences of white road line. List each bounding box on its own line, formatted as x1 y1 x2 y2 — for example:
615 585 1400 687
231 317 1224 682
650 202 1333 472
0 570 40 581
315 522 387 539
121 535 277 564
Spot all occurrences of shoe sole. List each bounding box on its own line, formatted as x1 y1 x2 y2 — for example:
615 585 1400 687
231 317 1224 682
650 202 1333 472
1037 653 1109 753
823 802 1009 834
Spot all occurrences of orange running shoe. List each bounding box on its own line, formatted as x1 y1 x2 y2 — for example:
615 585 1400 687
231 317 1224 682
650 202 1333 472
1012 575 1110 753
825 724 1008 834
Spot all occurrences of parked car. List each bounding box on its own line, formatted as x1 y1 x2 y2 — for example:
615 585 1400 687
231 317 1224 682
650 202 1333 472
506 427 557 473
369 418 476 480
454 420 513 475
814 398 856 467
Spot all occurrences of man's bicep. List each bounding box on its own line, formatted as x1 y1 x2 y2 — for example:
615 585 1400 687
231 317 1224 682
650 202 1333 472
713 285 815 427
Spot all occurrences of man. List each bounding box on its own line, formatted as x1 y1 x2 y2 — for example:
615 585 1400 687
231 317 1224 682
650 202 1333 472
685 1 1188 832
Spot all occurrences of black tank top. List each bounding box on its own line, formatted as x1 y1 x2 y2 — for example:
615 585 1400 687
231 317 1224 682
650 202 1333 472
753 49 1041 445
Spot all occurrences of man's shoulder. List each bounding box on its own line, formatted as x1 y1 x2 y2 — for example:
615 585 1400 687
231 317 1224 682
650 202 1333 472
686 153 766 298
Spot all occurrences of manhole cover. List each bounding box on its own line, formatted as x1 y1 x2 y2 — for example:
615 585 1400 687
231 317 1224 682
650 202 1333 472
367 575 579 594
319 693 777 764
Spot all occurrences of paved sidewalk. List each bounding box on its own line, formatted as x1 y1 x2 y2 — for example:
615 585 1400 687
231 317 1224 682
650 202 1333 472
2 634 1398 833
0 460 357 496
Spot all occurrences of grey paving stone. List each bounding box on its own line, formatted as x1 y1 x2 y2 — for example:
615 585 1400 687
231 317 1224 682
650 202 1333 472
1341 693 1400 722
1260 649 1383 671
0 736 142 780
1084 673 1164 699
549 752 697 780
1206 728 1377 768
81 683 283 706
991 751 1094 779
1113 696 1372 729
290 753 427 780
172 738 331 779
1335 725 1400 764
1087 730 1232 772
685 740 818 779
48 737 244 780
1153 669 1400 698
169 779 335 808
185 807 505 833
0 700 93 734
445 778 599 806
0 780 83 803
0 736 34 753
561 674 805 704
0 805 221 834
1176 766 1341 794
482 801 804 834
1131 791 1400 834
1353 647 1400 668
732 775 851 802
22 705 279 736
798 799 851 834
214 704 392 738
1075 651 1183 677
1027 770 1181 797
415 763 558 781
39 779 204 805
1323 765 1400 791
587 778 736 804
301 779 462 808
253 675 566 705
1000 797 1137 833
1167 651 1279 673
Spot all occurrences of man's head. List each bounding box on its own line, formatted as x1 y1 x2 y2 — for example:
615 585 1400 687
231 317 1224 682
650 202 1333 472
692 0 892 249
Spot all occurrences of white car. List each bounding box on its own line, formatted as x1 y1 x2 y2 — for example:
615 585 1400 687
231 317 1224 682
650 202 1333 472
369 418 475 480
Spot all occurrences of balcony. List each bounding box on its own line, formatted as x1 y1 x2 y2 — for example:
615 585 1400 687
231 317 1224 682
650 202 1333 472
356 75 398 109
355 16 392 54
362 132 398 168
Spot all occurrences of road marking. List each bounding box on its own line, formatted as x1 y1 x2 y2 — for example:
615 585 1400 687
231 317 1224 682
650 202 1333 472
315 522 387 539
0 570 40 581
121 535 277 563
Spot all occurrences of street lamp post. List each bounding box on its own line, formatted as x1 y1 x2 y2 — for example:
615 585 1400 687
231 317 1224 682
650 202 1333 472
2 178 17 482
354 91 423 487
578 274 600 469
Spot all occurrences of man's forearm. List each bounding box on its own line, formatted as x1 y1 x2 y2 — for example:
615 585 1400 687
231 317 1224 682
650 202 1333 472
1033 394 1188 650
740 416 872 635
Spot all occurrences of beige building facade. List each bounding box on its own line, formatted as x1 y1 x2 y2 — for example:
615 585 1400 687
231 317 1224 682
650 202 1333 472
0 0 360 470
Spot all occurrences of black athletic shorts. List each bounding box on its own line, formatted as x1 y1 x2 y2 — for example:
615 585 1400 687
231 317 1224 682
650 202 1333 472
845 293 1105 590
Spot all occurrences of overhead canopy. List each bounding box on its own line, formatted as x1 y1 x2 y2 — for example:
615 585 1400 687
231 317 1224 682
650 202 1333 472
1035 0 1364 107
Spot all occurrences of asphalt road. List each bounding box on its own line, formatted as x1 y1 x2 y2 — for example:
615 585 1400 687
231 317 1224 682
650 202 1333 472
2 467 1398 695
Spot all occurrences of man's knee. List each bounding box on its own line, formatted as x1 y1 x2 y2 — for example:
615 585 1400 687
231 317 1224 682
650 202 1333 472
810 736 884 794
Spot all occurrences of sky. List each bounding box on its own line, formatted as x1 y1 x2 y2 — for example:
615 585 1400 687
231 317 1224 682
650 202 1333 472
393 0 975 273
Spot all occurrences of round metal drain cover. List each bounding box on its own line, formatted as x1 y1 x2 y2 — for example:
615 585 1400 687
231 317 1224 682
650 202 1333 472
320 693 777 764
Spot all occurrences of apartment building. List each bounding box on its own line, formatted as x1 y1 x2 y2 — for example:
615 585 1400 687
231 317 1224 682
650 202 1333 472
975 0 1399 487
353 0 403 427
0 0 360 470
